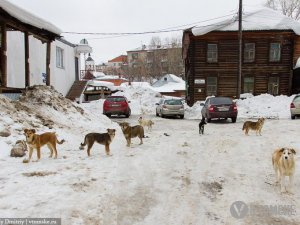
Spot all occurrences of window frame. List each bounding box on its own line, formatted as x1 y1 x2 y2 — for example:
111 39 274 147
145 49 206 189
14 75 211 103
244 43 255 63
243 76 255 94
269 43 281 62
56 47 64 69
207 44 218 63
206 76 218 96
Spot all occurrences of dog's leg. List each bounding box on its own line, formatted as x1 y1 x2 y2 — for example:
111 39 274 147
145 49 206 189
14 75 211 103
288 175 294 194
47 144 53 158
139 136 143 145
37 146 41 160
275 167 280 184
126 138 130 147
52 144 58 159
28 147 34 162
280 174 286 193
105 144 110 156
87 142 94 156
259 128 262 136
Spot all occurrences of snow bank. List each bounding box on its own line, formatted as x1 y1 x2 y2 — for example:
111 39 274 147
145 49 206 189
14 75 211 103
236 94 294 119
184 94 294 120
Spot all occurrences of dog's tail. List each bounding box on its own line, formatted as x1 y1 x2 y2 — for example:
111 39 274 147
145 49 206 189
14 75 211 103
56 136 65 145
80 135 87 147
242 123 246 131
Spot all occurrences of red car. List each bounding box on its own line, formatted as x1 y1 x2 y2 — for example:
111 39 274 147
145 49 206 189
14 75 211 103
103 96 131 118
201 97 238 123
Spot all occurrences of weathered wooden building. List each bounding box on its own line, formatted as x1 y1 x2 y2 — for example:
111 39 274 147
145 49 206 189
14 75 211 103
183 8 300 106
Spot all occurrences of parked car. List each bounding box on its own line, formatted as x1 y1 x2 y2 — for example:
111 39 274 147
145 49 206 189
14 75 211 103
103 96 131 118
156 98 184 119
290 95 300 119
201 97 238 123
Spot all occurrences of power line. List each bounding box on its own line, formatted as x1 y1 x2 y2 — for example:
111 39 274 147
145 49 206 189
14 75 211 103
62 12 237 36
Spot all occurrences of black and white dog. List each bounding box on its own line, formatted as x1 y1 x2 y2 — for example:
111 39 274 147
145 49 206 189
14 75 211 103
199 117 207 135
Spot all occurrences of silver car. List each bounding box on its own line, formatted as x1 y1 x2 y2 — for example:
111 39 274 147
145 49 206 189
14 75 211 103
156 98 184 119
291 95 300 119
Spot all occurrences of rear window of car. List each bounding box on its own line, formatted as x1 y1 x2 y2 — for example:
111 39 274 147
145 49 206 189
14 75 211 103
164 99 182 105
293 96 300 102
210 97 232 105
106 97 126 102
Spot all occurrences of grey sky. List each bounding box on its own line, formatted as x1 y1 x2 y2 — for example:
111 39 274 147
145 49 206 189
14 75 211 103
8 0 265 64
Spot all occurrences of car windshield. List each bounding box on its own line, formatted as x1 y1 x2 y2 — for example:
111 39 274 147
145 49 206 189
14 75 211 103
107 97 125 102
210 97 232 105
164 99 182 105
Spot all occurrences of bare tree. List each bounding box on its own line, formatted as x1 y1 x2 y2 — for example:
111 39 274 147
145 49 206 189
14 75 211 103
265 0 300 20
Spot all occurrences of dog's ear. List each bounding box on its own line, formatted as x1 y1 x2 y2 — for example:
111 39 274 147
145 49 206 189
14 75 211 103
279 148 285 153
291 148 296 155
24 129 28 133
31 129 36 133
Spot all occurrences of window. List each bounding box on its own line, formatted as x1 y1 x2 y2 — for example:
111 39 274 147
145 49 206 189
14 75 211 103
244 43 255 62
207 77 217 96
56 47 64 68
207 44 218 63
269 43 281 62
243 77 254 93
132 53 138 59
268 76 279 95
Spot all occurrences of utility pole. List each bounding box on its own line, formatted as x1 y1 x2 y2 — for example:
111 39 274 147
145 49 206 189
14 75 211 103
237 0 243 98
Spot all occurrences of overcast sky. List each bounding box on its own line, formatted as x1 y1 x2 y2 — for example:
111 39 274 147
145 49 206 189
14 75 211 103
7 0 266 64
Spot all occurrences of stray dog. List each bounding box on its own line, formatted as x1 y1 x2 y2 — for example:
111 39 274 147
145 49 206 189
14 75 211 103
242 118 265 135
23 129 65 163
119 122 144 147
199 117 207 135
138 116 154 130
80 129 116 156
272 148 296 193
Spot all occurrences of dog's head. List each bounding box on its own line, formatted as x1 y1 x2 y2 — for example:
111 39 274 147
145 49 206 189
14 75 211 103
118 122 130 131
107 128 116 137
24 129 36 142
258 118 265 124
279 147 296 161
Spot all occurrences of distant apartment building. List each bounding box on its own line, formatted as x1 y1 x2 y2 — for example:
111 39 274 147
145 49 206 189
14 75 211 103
126 44 183 81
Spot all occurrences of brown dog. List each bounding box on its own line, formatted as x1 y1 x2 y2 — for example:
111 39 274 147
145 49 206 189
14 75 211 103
242 118 265 135
272 147 296 193
80 129 116 156
23 129 65 163
119 122 144 147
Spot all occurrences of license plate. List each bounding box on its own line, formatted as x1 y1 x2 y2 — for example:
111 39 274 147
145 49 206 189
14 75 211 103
218 107 229 111
111 104 119 107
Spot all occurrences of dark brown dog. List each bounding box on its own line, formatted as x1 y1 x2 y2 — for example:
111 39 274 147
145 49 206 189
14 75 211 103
119 122 144 147
80 129 116 156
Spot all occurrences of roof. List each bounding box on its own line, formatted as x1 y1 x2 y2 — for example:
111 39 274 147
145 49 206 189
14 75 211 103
0 0 62 35
151 74 185 92
128 43 182 52
86 56 94 62
192 8 300 36
108 55 127 63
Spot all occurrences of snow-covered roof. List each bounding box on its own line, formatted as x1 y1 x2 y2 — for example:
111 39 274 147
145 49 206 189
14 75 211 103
0 0 62 35
128 43 182 52
87 80 118 91
192 8 300 36
151 74 185 92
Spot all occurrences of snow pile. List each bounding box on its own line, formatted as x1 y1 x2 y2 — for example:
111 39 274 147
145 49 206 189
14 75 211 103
184 101 204 120
113 85 161 115
184 94 294 120
151 74 185 93
0 85 114 158
237 94 294 119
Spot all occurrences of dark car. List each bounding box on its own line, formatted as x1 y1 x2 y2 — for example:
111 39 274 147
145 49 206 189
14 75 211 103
201 97 238 123
103 96 131 118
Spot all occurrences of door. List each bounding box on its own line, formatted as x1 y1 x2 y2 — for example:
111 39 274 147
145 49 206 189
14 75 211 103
268 76 279 95
75 57 79 81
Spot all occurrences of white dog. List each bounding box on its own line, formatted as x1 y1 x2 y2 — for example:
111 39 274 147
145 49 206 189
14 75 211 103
272 148 296 193
138 117 154 131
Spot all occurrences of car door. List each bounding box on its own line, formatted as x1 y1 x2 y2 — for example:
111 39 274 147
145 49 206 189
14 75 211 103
157 99 163 114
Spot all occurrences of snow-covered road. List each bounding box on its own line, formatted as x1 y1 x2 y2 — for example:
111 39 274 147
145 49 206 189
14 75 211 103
0 116 299 225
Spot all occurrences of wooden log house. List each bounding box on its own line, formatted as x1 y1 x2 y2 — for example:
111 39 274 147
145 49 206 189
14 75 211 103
183 8 300 106
0 0 61 94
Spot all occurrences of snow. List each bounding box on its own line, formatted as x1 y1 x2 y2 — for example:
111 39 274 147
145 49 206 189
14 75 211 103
0 0 62 35
0 85 299 224
151 74 185 92
192 7 300 36
87 80 118 91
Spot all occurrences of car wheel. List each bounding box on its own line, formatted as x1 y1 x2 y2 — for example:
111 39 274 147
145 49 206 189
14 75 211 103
231 117 237 123
156 110 159 117
125 113 130 118
207 118 211 123
291 115 296 120
179 115 184 119
106 114 111 118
